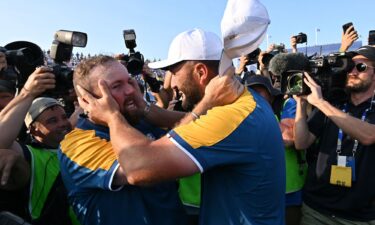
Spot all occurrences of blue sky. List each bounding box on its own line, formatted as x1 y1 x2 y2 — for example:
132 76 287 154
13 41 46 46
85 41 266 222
1 0 373 60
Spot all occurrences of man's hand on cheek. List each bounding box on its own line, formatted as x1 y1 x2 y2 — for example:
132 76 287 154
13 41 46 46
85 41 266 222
76 79 121 126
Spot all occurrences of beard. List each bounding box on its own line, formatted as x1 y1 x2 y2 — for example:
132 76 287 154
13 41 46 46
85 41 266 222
345 76 372 93
122 109 141 126
180 78 203 112
120 98 142 125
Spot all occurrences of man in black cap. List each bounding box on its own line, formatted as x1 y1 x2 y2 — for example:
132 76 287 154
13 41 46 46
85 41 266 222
294 45 375 224
246 75 282 105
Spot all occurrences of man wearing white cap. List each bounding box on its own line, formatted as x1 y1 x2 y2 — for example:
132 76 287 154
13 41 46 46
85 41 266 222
77 28 285 225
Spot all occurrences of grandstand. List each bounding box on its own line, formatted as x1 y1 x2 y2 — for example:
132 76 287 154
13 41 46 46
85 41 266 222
293 40 362 56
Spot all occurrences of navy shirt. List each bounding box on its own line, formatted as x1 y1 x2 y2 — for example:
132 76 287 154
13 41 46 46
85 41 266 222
59 117 186 225
169 89 285 225
305 98 375 221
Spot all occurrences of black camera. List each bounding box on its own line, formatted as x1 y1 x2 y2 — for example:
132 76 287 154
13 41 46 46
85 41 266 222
281 52 354 96
293 32 307 44
1 41 45 87
246 48 261 65
49 30 87 96
122 29 144 75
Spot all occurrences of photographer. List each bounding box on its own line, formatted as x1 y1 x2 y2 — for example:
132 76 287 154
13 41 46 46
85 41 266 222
294 45 375 224
0 67 76 225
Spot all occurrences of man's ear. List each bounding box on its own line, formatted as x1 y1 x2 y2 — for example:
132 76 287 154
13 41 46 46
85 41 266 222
29 123 41 137
195 63 209 85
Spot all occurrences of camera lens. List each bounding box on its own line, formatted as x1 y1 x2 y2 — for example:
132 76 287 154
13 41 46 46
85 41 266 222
287 72 304 94
127 57 143 75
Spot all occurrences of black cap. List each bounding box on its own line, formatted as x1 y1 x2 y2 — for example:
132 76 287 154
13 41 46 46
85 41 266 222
352 45 375 62
246 75 282 96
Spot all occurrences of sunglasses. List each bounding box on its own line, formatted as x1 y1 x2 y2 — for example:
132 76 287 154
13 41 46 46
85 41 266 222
354 62 375 72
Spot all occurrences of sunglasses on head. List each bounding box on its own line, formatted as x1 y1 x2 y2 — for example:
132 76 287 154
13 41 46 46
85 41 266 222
355 62 375 72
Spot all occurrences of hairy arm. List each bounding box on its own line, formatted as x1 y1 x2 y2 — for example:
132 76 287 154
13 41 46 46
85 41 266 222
293 97 316 150
143 103 186 128
0 67 55 149
302 73 375 145
108 112 199 185
280 118 295 147
313 100 375 145
0 91 34 149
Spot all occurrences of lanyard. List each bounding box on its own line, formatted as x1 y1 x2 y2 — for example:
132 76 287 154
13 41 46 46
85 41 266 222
336 103 371 156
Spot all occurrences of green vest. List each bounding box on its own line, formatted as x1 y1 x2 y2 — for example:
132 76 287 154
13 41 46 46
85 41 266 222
284 146 307 193
178 173 201 208
27 145 60 220
278 99 307 193
27 145 81 225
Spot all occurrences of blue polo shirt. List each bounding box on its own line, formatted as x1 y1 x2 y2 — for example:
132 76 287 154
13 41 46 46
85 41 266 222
58 117 186 225
168 88 285 225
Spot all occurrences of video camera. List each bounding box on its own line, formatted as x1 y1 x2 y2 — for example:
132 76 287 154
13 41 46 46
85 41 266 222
281 52 354 97
121 29 144 75
1 41 44 85
49 30 87 96
293 32 307 44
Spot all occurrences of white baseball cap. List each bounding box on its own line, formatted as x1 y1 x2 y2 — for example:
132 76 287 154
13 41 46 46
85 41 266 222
148 28 222 70
219 0 270 74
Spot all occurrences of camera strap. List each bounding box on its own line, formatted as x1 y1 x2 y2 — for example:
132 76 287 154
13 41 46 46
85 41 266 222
336 103 371 157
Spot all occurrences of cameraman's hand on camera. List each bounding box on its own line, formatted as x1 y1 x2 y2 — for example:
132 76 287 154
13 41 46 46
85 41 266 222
290 36 298 53
202 66 244 109
235 55 249 75
21 66 55 98
76 79 120 126
302 72 324 107
340 25 358 52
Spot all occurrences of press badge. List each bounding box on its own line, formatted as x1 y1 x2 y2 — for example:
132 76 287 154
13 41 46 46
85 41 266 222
346 156 356 181
330 156 352 188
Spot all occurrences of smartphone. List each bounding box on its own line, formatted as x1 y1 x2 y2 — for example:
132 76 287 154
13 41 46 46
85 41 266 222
369 30 375 45
342 22 353 33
